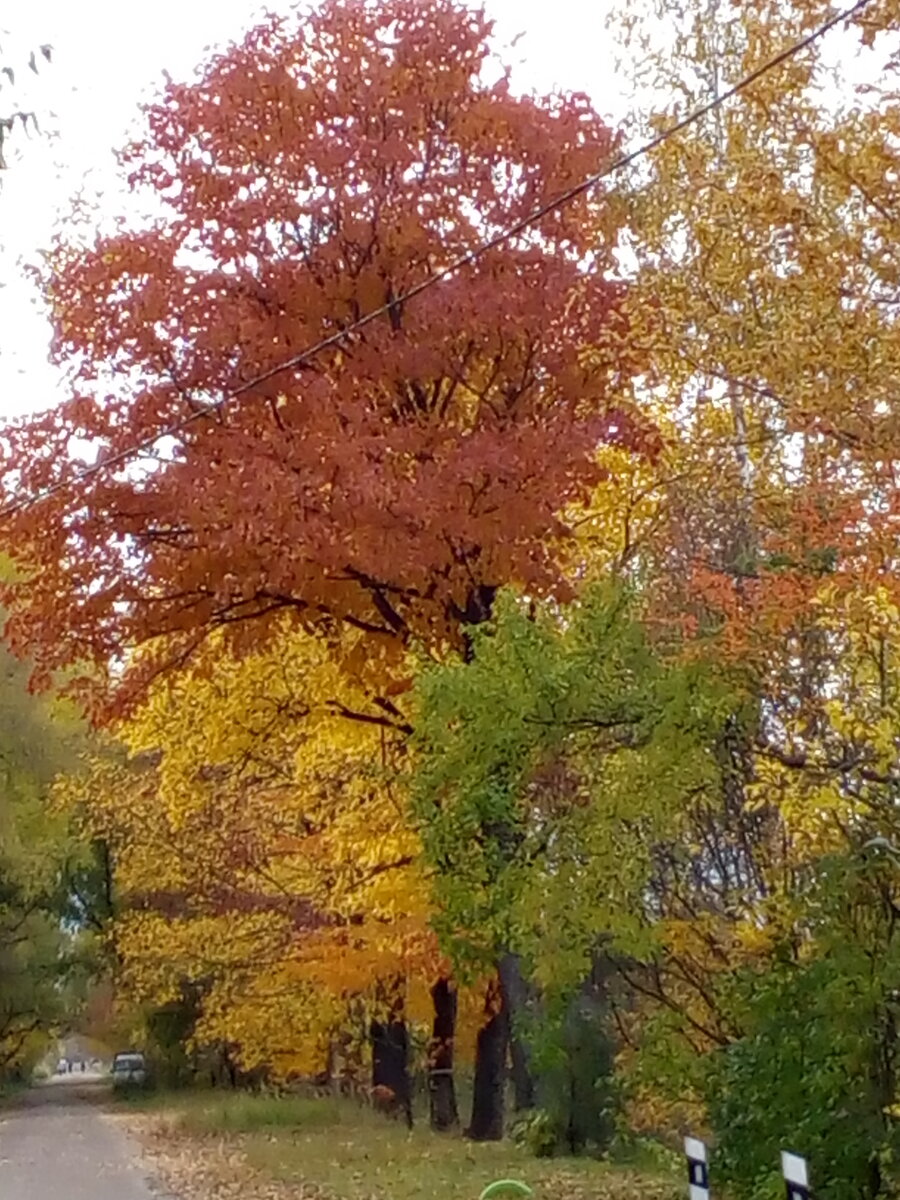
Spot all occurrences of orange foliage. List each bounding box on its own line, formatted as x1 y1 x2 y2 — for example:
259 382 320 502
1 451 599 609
1 0 647 716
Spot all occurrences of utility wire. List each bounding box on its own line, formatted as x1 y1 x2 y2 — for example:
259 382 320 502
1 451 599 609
0 0 875 522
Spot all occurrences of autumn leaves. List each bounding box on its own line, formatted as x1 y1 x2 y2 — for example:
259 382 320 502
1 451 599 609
1 0 899 1192
5 0 643 1125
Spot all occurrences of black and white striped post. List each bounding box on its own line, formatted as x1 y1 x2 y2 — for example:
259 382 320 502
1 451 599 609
684 1136 710 1200
781 1151 811 1200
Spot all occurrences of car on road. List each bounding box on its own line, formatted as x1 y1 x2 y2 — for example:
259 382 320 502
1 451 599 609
110 1050 147 1090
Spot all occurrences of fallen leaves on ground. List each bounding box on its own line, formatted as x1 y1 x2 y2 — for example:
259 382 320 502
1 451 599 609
113 1112 318 1200
116 1107 679 1200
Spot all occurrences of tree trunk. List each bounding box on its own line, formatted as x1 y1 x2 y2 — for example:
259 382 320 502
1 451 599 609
370 986 413 1129
467 977 507 1141
221 1043 238 1088
498 952 536 1111
428 976 459 1131
313 1040 336 1094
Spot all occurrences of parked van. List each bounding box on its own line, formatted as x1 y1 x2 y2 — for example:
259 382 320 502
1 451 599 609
110 1050 147 1089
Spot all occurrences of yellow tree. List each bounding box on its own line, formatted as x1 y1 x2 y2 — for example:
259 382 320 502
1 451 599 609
59 621 480 1122
595 0 900 1174
613 0 900 617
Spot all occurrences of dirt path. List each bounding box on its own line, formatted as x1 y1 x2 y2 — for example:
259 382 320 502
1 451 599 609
0 1076 170 1198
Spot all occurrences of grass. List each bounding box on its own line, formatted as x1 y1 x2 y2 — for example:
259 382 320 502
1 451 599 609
137 1090 681 1200
0 1078 28 1107
178 1090 345 1134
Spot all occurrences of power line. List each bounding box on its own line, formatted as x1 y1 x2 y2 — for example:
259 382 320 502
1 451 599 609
0 0 875 522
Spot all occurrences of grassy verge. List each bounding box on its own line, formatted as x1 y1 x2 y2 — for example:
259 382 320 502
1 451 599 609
0 1078 28 1107
132 1090 681 1200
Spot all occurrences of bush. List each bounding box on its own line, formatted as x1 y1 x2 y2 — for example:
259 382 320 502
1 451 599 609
521 989 619 1157
511 1109 558 1157
705 953 900 1200
607 1131 683 1176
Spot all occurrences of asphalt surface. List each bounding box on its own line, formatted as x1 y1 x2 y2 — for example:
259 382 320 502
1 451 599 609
0 1076 167 1198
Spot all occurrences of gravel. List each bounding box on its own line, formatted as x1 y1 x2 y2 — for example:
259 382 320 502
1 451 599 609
0 1077 173 1199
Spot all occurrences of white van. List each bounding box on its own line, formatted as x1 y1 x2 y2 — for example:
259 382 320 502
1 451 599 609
111 1050 147 1088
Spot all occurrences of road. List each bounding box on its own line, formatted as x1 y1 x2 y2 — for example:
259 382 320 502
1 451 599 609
0 1075 168 1198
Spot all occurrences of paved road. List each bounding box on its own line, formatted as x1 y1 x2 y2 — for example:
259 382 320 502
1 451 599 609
0 1076 168 1198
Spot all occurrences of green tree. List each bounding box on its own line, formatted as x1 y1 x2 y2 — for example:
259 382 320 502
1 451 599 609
0 625 87 1077
706 851 900 1200
412 582 732 1140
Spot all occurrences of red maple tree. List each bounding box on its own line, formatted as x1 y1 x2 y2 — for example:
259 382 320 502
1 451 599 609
3 0 649 705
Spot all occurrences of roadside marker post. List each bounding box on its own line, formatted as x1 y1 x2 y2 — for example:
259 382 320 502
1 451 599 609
782 1151 811 1200
685 1136 710 1200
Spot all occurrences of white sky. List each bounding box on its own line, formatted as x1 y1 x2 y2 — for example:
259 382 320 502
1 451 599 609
0 0 624 419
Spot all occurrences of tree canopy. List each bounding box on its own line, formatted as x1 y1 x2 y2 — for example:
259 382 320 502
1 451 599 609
1 0 649 716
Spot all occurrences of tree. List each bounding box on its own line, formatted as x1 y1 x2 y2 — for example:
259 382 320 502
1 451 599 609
610 0 900 650
707 865 900 1200
0 622 85 1078
2 0 646 717
411 583 731 1139
57 621 462 1101
594 0 900 1179
3 0 650 1135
